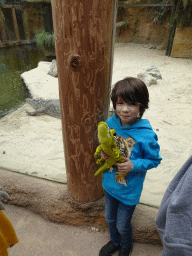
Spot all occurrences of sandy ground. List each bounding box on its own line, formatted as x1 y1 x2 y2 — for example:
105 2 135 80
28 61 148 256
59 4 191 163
1 43 192 207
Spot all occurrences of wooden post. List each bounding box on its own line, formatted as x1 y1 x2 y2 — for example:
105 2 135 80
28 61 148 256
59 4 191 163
51 0 117 202
12 7 20 41
0 9 7 43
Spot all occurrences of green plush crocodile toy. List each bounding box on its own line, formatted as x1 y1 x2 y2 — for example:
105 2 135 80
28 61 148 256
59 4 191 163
94 121 124 176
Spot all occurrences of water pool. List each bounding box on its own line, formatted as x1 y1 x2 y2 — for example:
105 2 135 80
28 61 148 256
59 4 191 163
0 44 45 118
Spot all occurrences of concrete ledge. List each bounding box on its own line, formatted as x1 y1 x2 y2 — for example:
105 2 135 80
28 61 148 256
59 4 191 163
1 169 161 245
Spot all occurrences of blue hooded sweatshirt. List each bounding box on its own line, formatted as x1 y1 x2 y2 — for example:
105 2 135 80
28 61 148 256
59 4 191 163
102 114 162 206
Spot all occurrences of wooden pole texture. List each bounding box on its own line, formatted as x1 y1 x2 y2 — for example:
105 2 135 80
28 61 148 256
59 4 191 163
51 0 117 202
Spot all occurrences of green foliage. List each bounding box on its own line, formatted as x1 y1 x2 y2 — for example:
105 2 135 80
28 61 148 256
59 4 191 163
35 30 55 52
99 227 105 234
0 9 5 21
153 1 171 25
174 0 192 29
182 0 190 9
177 5 192 29
153 0 192 29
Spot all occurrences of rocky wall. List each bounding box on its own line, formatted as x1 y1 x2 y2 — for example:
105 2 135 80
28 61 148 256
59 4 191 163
116 6 169 50
116 5 192 58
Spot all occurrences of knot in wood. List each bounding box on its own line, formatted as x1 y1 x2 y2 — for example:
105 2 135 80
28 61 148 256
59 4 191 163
70 55 80 70
84 118 92 124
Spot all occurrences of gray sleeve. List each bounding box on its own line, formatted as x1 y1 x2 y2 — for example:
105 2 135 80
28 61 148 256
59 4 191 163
155 155 192 256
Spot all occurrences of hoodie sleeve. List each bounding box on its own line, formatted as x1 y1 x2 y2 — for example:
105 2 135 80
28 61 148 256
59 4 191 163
131 133 162 172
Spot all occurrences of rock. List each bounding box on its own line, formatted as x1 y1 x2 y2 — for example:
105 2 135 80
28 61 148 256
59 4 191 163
137 65 162 86
91 226 99 232
21 62 59 100
146 65 162 80
142 44 156 49
132 204 161 245
1 169 161 245
48 59 58 77
137 73 158 87
149 45 156 50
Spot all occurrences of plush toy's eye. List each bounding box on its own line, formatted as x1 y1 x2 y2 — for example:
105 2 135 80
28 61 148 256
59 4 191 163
113 132 116 136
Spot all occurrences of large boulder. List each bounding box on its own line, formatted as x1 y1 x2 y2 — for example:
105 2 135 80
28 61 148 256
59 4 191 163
48 59 58 77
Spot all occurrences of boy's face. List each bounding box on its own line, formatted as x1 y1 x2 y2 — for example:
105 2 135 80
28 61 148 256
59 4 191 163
116 97 140 126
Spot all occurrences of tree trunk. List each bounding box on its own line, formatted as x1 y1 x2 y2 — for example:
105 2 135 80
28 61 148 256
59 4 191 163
51 0 117 202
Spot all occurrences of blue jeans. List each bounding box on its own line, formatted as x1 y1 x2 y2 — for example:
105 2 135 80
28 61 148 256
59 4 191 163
105 191 136 249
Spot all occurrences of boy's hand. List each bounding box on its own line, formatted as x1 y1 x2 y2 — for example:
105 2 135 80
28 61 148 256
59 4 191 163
101 150 111 160
0 187 9 210
116 157 133 174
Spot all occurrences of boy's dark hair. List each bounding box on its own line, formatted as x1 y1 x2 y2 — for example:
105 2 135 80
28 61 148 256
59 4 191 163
111 77 149 118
